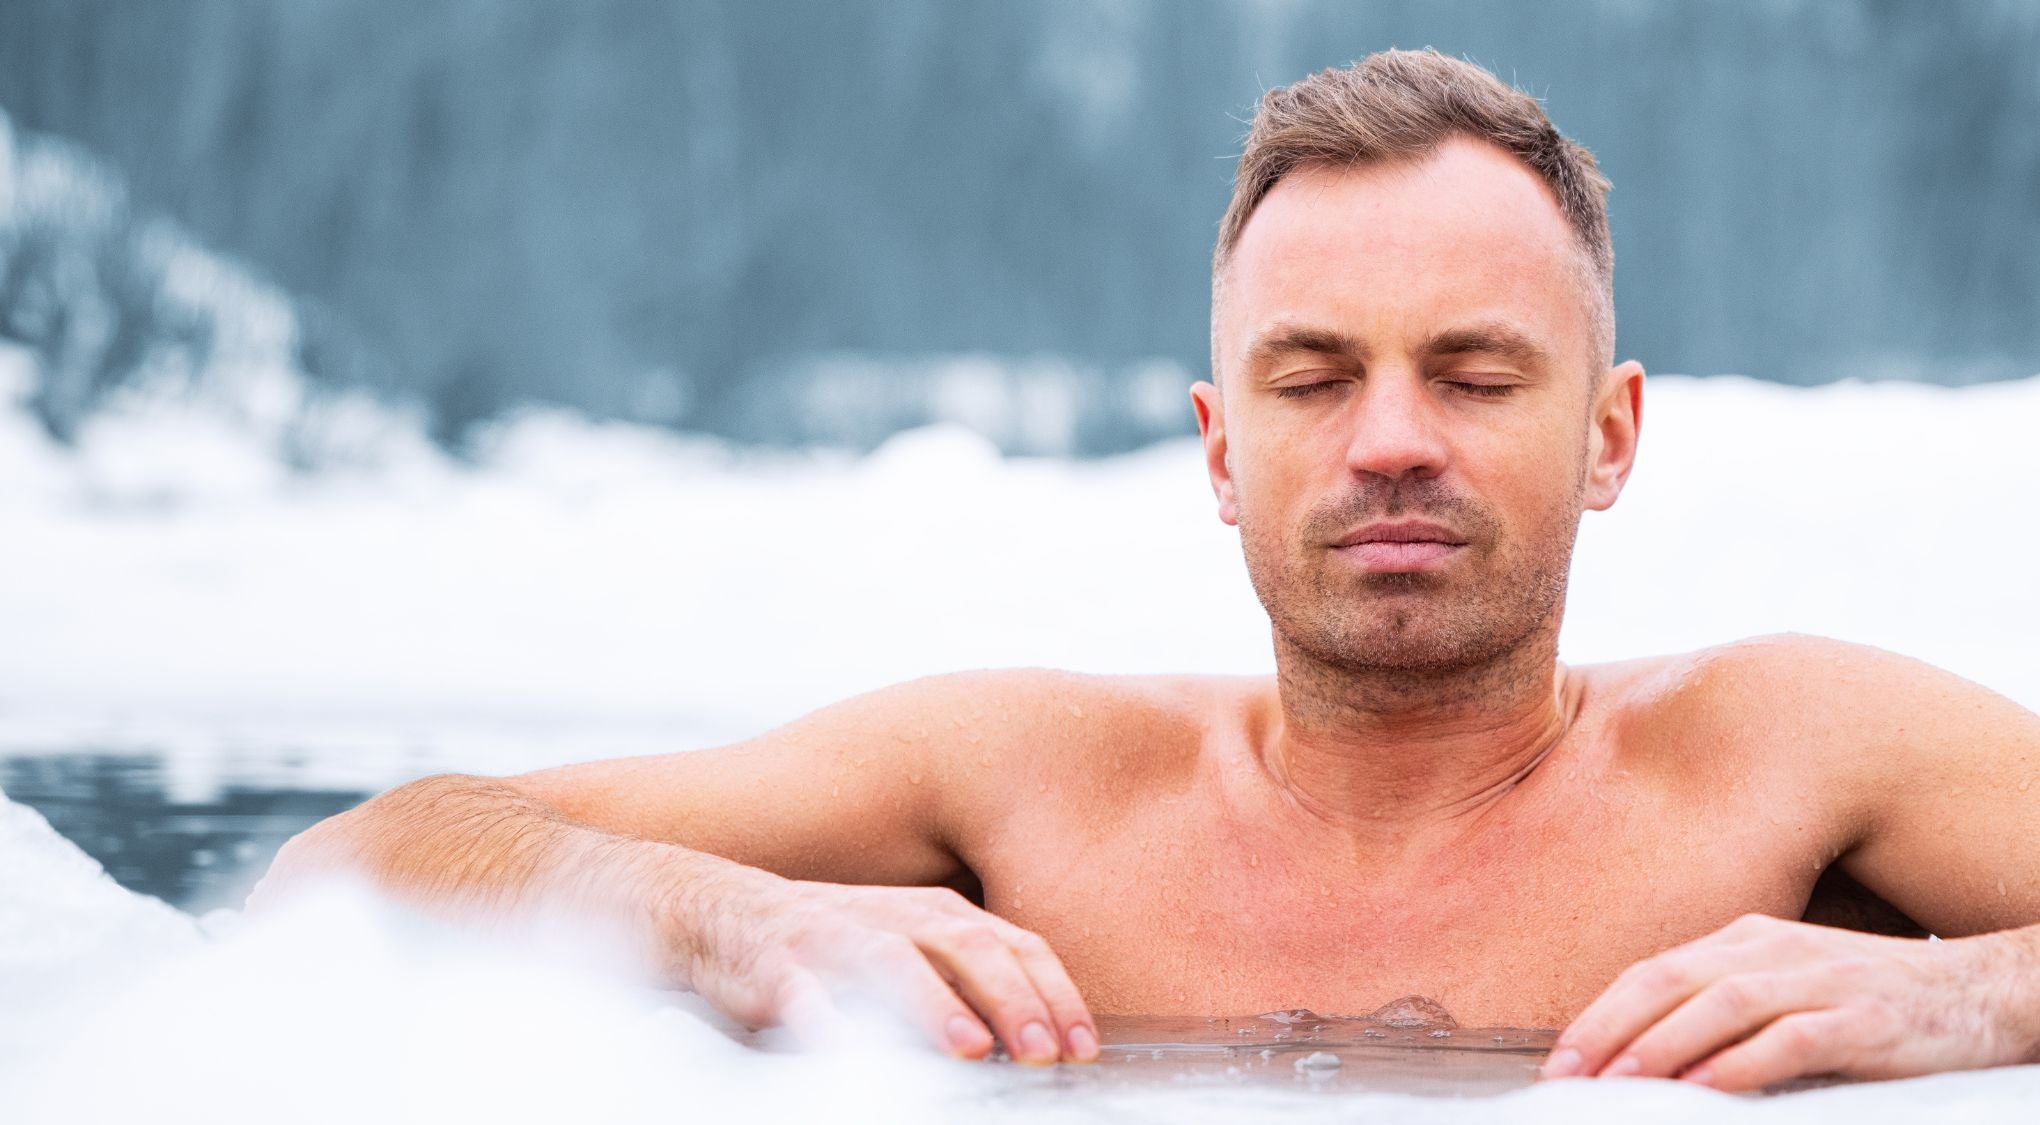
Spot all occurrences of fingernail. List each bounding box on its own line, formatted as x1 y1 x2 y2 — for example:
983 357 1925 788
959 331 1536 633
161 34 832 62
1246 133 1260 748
1604 1055 1642 1078
1018 1021 1057 1063
1068 1024 1099 1061
1682 1065 1715 1087
946 1015 989 1055
1543 1047 1581 1078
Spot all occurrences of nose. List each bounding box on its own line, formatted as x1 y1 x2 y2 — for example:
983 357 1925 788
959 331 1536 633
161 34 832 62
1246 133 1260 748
1342 368 1451 482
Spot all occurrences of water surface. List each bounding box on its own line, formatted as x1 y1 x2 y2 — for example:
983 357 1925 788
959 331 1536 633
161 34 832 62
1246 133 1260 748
0 751 370 912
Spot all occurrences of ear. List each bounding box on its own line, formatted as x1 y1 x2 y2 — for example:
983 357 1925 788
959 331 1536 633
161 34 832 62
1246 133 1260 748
1189 380 1239 526
1584 360 1644 511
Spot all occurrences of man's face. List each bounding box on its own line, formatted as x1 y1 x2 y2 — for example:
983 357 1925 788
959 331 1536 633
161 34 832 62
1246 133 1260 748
1193 138 1641 676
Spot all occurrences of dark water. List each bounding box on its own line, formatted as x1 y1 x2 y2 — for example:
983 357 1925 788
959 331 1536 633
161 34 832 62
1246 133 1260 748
0 752 371 913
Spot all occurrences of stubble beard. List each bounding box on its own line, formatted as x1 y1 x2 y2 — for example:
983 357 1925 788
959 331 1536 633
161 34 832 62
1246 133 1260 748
1237 467 1584 709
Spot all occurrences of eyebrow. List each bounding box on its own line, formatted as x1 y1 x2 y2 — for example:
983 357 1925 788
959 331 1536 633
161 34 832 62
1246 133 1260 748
1423 321 1552 369
1239 319 1553 381
1239 323 1371 375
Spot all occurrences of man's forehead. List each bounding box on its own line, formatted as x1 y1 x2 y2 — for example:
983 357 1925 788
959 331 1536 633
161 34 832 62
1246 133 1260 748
1215 138 1591 377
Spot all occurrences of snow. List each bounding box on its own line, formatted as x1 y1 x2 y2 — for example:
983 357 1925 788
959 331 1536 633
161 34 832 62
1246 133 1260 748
6 338 2040 1119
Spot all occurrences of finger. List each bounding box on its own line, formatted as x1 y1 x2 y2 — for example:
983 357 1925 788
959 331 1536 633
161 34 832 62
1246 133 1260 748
858 940 1000 1060
1548 945 1753 1078
774 968 859 1051
1606 971 1817 1078
918 924 1062 1064
1680 1010 1852 1093
990 921 1100 1061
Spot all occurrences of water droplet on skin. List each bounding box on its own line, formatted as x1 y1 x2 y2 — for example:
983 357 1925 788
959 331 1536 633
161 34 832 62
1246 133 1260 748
1249 854 1259 867
2019 779 2033 793
1429 1029 1452 1038
1068 704 1085 718
1999 880 2009 896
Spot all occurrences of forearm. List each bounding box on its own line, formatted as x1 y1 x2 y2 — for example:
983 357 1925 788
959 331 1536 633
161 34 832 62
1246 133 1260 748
1957 922 2040 1066
250 772 780 986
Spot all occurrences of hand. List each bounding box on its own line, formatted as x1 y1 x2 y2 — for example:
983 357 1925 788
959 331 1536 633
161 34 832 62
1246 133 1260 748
679 872 1098 1065
1542 913 2039 1091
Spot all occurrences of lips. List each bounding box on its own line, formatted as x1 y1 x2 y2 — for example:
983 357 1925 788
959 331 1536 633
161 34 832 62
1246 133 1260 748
1329 520 1467 572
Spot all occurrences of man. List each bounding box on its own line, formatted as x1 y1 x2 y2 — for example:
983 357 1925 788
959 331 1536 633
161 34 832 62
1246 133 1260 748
254 49 2040 1092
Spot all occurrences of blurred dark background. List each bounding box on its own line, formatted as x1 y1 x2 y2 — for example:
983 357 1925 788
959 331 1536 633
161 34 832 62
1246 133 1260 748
2 0 2036 454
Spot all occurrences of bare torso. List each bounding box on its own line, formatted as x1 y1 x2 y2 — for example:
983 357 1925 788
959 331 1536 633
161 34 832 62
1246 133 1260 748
510 634 2031 1035
950 651 1905 1027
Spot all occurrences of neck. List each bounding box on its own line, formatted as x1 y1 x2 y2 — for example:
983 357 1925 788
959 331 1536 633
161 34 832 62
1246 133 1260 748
1259 621 1580 844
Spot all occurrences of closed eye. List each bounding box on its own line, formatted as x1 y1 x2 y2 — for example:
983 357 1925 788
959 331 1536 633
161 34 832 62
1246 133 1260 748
1447 382 1517 398
1273 382 1339 400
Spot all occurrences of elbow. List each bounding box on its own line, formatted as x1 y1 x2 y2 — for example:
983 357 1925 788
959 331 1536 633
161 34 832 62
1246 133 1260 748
246 772 495 915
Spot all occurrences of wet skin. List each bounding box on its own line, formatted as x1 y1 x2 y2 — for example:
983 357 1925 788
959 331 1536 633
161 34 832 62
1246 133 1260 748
271 136 2040 1090
513 644 2035 1029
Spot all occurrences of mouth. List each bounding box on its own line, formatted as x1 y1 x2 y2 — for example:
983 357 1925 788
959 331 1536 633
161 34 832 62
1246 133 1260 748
1329 520 1468 573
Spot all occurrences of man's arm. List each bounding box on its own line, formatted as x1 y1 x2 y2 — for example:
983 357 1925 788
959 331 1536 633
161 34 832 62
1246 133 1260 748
1547 637 2040 1089
251 669 1105 1064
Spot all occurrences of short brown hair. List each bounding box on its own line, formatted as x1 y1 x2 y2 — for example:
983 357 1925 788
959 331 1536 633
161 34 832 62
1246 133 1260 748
1214 49 1615 369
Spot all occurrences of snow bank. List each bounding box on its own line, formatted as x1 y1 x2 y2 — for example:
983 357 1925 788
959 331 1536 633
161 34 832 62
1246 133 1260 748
0 792 201 1057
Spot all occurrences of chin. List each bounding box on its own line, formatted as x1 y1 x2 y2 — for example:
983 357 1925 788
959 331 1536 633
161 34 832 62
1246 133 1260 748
1294 612 1498 674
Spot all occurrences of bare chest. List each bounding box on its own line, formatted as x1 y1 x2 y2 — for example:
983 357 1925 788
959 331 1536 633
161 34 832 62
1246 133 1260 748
975 780 1830 1028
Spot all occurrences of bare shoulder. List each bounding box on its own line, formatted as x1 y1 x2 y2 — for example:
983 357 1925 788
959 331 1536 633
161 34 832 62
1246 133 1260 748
1634 639 2040 937
919 666 1257 791
1642 632 2021 733
915 667 1260 894
494 666 1252 890
1594 632 2040 803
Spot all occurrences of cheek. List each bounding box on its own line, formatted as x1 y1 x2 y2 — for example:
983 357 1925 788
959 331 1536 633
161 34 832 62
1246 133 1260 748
1464 425 1590 534
1226 423 1310 508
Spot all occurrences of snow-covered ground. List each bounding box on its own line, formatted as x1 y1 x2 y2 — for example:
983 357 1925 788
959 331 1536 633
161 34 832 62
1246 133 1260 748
7 340 2040 1121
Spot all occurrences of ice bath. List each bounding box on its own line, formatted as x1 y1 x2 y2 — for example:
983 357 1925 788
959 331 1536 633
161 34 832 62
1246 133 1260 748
8 24 2040 1119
